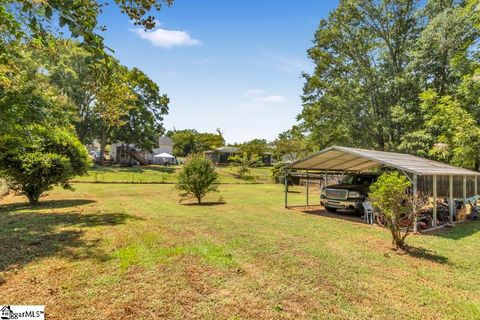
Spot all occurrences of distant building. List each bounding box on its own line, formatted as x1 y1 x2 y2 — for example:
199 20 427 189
156 136 174 155
204 147 240 164
281 153 298 164
110 136 175 165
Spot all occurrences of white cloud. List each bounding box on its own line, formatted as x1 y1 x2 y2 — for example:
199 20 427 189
254 95 286 103
132 27 202 48
244 89 286 103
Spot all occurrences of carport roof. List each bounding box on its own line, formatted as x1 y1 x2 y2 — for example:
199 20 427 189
288 146 480 176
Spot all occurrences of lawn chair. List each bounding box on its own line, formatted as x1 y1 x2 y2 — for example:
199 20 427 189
362 201 374 225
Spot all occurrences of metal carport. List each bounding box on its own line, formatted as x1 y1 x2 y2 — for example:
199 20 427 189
285 146 480 230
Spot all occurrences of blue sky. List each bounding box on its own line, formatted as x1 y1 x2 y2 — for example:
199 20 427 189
99 1 339 143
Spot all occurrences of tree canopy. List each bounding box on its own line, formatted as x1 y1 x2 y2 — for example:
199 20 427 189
167 129 225 157
0 125 89 204
1 0 174 56
298 0 480 168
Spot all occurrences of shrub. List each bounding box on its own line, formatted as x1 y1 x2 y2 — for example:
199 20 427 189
176 155 219 204
369 171 419 249
271 163 300 190
0 125 89 205
229 152 262 180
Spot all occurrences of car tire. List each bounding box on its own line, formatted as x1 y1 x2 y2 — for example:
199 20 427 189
325 206 337 213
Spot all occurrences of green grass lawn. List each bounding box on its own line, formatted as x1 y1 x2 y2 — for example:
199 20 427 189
72 165 274 184
1 183 480 319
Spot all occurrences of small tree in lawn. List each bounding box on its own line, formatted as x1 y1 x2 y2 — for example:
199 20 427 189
0 125 89 205
369 172 421 249
229 152 262 180
177 155 219 204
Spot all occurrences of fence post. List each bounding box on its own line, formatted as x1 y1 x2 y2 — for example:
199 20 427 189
413 174 418 233
306 170 309 207
449 175 454 224
474 176 478 196
433 175 437 227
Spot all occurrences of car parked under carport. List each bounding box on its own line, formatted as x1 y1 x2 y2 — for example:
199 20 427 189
284 146 480 232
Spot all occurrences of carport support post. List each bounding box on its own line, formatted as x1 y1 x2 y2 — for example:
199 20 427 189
306 170 309 206
433 175 437 227
463 175 467 210
449 175 454 224
475 176 478 196
413 175 418 233
284 171 288 208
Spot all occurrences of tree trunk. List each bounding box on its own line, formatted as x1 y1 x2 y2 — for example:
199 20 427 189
377 126 385 151
26 192 40 206
99 126 107 166
197 196 202 204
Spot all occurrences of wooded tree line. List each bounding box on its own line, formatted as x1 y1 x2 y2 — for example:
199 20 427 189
296 0 480 169
1 38 169 161
1 0 172 151
0 0 172 203
167 129 225 157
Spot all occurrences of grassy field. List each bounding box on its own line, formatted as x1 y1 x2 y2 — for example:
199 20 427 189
72 165 274 184
1 183 480 319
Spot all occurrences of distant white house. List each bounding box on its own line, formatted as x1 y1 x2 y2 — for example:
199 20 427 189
110 136 175 165
155 136 174 155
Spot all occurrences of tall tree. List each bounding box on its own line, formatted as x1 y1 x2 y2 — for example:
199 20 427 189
1 0 174 55
111 68 170 152
411 0 478 95
95 63 136 163
299 0 479 165
300 0 420 151
418 90 480 169
167 129 225 157
0 44 89 205
46 40 99 144
238 139 269 158
274 129 312 163
0 42 75 135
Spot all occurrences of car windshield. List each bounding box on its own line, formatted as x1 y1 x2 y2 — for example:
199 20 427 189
341 174 374 186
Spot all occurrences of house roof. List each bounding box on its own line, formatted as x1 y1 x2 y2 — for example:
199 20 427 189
158 136 174 146
288 146 480 176
216 147 240 153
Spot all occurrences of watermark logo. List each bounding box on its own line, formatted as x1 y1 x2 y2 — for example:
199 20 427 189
0 306 44 320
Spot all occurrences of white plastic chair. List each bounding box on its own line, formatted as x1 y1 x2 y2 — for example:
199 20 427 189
362 201 374 225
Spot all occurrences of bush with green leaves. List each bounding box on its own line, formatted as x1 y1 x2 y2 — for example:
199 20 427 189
369 171 417 249
271 163 300 190
229 152 262 180
176 155 219 204
0 125 89 205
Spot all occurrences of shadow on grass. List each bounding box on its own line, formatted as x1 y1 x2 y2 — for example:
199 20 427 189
299 208 365 224
181 202 226 206
1 199 95 211
90 165 176 174
399 246 449 265
429 221 480 240
0 201 142 273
